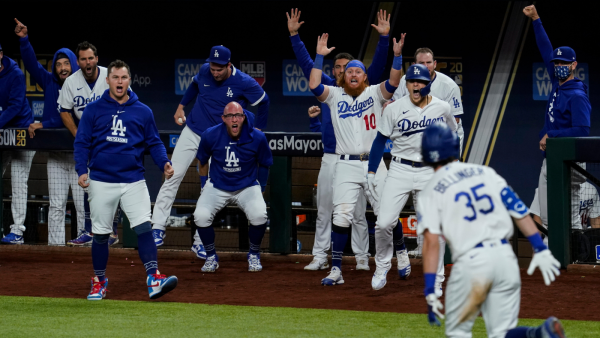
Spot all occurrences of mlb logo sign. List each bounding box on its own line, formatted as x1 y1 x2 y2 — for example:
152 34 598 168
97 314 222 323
240 62 266 87
169 135 179 148
32 101 44 118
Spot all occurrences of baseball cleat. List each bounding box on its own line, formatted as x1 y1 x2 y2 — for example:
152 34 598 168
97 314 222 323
201 254 219 272
356 257 370 271
108 233 119 246
397 249 411 279
147 271 178 299
407 249 422 258
152 229 166 247
435 282 443 298
371 268 389 290
541 317 566 338
1 233 24 245
248 253 263 272
321 266 344 286
67 230 93 246
304 258 329 270
87 277 108 301
191 243 207 259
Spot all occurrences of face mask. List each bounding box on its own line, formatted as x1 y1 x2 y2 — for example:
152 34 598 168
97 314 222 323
554 64 572 80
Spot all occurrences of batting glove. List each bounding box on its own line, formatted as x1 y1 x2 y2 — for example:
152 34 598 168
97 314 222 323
425 293 444 326
527 249 561 286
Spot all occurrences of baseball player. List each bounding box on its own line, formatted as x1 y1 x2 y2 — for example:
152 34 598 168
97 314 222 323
531 185 600 233
152 45 269 260
309 33 404 285
194 102 272 272
418 122 566 338
523 5 591 236
57 41 119 246
14 18 86 246
0 41 35 245
75 60 177 300
367 63 457 292
287 8 391 271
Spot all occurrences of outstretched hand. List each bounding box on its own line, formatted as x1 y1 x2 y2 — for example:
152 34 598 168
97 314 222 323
316 33 335 56
286 8 304 36
393 33 406 57
371 9 391 36
426 293 445 326
14 18 28 38
523 5 540 20
527 249 561 286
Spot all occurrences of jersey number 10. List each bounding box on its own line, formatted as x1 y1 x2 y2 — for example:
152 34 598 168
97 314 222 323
363 113 376 130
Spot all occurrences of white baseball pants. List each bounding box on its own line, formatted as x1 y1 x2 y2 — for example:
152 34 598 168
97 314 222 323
88 179 151 234
312 153 370 261
47 152 85 245
444 241 520 338
194 180 267 227
1 150 35 236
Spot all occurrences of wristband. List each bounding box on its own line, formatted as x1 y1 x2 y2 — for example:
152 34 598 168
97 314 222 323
200 176 208 189
392 55 403 70
424 273 436 296
314 54 325 70
527 233 548 253
384 80 397 93
310 83 325 96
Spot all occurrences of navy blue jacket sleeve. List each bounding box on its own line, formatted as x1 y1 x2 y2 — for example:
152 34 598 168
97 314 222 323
255 93 269 130
196 133 212 165
547 126 589 138
532 19 555 79
290 34 336 86
366 35 390 84
309 116 322 132
42 112 66 128
368 132 388 173
144 110 171 171
0 76 27 129
180 80 199 106
19 36 52 90
257 166 269 192
73 107 94 177
256 133 272 192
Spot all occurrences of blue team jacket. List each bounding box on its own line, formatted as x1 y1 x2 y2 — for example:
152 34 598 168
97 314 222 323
74 89 170 183
19 36 79 128
0 56 33 128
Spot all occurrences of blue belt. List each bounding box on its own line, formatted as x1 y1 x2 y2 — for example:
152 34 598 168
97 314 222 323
340 154 369 161
474 238 508 248
393 157 423 168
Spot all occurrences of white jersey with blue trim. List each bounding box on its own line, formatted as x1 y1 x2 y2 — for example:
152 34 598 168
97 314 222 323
57 66 108 120
323 85 386 155
416 162 527 261
392 71 463 117
378 95 456 162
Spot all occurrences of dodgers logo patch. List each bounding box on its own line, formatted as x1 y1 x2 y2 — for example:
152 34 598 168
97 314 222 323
337 97 374 119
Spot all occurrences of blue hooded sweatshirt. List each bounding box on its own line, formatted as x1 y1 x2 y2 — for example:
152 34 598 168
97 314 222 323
0 56 33 128
74 89 170 183
19 36 79 128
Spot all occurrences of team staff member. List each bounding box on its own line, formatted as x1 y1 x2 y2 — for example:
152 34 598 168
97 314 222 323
75 60 177 300
417 122 565 338
152 45 269 260
523 5 591 235
14 18 86 246
0 42 35 245
57 41 119 246
194 102 272 273
287 8 391 271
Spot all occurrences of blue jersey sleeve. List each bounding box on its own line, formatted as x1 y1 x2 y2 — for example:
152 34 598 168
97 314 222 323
368 132 388 173
290 34 336 86
243 77 269 129
532 19 555 81
144 110 170 171
309 116 322 132
256 133 273 168
196 133 212 165
180 79 199 106
366 35 390 84
0 76 28 129
42 112 66 128
500 186 529 219
19 36 52 90
73 106 94 177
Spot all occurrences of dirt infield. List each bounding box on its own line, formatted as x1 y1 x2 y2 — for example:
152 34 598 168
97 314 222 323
1 246 598 321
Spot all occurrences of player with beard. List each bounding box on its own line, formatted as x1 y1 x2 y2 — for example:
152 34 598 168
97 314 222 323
309 33 404 285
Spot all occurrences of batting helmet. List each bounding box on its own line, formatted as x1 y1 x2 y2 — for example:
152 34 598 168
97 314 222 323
421 122 459 165
405 64 431 83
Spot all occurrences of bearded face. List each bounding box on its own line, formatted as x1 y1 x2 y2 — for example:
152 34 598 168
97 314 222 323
337 67 369 97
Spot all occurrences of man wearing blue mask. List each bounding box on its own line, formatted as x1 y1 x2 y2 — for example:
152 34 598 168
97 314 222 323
524 5 591 235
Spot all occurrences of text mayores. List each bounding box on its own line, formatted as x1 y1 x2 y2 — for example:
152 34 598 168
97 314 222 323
269 136 323 154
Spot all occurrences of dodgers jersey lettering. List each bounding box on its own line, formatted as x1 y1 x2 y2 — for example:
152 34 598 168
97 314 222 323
393 71 463 117
323 85 386 155
58 66 108 120
378 96 457 162
416 162 527 261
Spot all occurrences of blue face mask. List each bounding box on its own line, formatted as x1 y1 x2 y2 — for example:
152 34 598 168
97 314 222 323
554 64 572 81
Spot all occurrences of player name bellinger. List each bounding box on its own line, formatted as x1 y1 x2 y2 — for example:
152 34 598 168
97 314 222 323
433 167 485 194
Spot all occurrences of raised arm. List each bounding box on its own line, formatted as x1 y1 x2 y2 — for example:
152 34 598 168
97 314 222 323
367 9 391 84
379 34 405 100
309 33 335 102
15 18 52 88
308 106 322 132
523 5 554 76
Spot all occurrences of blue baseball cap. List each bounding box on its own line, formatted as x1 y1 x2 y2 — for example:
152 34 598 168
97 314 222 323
551 46 576 62
206 45 231 65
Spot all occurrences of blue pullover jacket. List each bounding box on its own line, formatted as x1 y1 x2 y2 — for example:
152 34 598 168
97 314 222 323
19 36 79 128
74 89 170 183
0 56 33 128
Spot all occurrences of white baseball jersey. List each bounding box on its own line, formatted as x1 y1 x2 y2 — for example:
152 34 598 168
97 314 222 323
393 71 463 117
417 162 527 262
57 66 108 120
323 85 386 155
378 96 457 162
530 183 600 229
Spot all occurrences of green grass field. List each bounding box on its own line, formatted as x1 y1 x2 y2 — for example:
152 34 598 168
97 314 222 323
1 296 597 337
